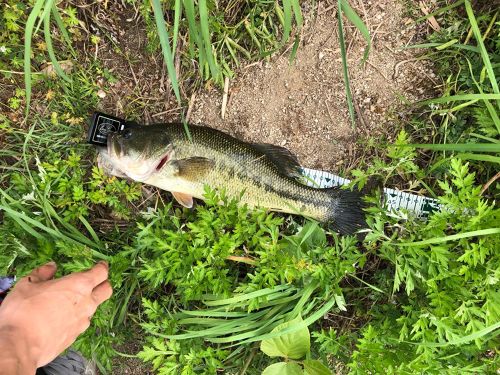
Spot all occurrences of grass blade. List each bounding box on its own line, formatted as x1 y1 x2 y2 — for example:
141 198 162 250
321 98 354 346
237 297 337 346
408 143 500 153
43 6 71 83
337 0 355 128
417 94 500 106
340 0 371 63
398 228 500 247
78 215 102 246
198 0 220 83
151 0 181 103
417 321 500 347
403 42 479 53
202 285 290 306
51 5 75 55
464 0 500 107
24 0 46 114
414 0 465 24
455 153 500 164
470 133 500 143
465 58 500 134
0 200 108 259
182 0 205 70
281 0 292 44
290 0 303 28
172 0 182 53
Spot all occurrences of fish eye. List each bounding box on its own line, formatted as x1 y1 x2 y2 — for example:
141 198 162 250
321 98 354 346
122 129 133 139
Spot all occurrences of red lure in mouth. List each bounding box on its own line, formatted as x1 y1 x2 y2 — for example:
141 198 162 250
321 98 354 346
156 153 170 171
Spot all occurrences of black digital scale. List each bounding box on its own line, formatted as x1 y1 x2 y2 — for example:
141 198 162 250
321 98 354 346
87 112 136 147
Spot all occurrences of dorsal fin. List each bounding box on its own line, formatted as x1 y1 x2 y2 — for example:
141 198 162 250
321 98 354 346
251 143 302 178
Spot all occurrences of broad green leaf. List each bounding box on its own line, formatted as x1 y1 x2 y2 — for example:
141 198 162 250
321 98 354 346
303 360 332 375
260 315 310 359
262 362 303 375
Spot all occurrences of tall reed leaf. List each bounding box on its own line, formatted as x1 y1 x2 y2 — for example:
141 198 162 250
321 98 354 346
290 0 303 28
172 0 182 53
339 0 371 63
44 6 71 83
151 0 181 103
24 0 46 114
464 1 500 108
281 0 292 44
408 143 500 153
199 0 221 83
399 228 500 247
337 0 371 128
337 0 355 128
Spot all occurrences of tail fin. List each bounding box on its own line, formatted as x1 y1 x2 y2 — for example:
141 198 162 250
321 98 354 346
327 187 366 235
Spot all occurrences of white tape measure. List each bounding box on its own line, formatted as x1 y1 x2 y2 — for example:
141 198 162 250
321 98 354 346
301 168 441 218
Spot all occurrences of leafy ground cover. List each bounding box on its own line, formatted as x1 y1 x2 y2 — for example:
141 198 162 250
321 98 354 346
0 0 499 374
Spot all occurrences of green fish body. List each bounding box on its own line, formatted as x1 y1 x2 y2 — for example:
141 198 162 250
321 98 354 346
101 123 365 234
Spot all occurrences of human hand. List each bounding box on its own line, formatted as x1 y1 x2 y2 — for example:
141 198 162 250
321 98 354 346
0 262 112 373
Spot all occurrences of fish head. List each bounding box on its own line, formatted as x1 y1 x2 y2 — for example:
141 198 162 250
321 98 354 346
107 126 174 181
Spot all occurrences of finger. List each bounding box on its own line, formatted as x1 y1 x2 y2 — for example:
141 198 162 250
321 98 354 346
27 261 57 283
91 280 113 305
84 261 109 288
65 261 109 291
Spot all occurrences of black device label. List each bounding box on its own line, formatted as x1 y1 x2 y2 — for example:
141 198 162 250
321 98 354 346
87 112 130 146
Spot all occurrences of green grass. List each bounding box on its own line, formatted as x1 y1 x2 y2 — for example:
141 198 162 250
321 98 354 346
1 0 500 374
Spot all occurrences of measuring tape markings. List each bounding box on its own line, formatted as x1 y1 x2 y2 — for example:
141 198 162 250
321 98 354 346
301 168 441 218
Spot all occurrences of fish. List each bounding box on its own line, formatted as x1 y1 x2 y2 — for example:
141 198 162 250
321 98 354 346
97 123 366 234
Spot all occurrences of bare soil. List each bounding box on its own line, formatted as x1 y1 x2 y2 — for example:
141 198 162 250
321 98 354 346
188 0 436 172
94 0 435 176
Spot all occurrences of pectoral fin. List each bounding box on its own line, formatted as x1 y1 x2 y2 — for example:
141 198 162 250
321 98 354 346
175 157 214 181
172 191 194 208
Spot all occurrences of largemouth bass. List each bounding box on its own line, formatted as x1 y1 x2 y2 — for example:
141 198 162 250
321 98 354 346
97 123 365 234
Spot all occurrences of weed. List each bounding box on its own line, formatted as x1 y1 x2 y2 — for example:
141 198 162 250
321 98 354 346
0 0 499 374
